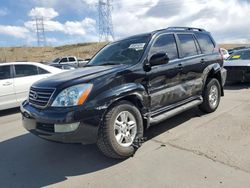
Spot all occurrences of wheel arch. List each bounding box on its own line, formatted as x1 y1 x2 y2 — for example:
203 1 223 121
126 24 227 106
203 64 224 96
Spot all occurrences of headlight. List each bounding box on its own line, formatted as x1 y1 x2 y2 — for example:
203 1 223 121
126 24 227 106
51 84 93 107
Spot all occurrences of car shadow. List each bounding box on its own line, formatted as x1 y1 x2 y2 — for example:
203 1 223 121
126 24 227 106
0 107 20 116
224 82 250 90
0 107 204 187
0 134 120 187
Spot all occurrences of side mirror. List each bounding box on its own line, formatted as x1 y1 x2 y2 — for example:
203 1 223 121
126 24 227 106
149 53 169 67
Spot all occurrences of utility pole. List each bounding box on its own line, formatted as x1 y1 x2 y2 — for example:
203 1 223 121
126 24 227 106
35 17 46 46
98 0 114 42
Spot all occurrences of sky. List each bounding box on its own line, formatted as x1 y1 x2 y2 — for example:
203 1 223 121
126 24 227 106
0 0 250 46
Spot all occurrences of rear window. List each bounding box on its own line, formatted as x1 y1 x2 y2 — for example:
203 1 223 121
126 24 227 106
15 65 38 77
228 50 250 60
68 57 75 62
0 65 12 80
177 34 198 58
195 33 215 54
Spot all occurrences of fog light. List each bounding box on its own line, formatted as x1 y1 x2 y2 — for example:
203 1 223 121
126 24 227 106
54 122 80 133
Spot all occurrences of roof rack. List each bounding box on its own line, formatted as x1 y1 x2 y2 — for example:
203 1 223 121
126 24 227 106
166 27 206 32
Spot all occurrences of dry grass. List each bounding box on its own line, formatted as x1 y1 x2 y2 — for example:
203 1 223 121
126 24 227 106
0 43 249 63
0 42 107 63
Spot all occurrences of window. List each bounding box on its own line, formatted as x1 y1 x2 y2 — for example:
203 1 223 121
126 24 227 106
228 50 250 61
178 34 198 58
0 65 12 80
88 35 150 66
195 33 215 54
38 67 49 74
15 65 38 78
150 34 178 60
60 58 68 63
68 57 76 62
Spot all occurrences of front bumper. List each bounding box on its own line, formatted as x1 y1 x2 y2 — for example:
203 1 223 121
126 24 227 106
224 66 250 82
21 101 104 144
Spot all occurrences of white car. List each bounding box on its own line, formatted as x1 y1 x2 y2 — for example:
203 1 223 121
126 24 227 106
220 48 230 60
224 48 250 82
0 62 63 110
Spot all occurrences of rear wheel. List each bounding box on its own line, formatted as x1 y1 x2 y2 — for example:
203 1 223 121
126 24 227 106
199 78 221 113
97 101 143 159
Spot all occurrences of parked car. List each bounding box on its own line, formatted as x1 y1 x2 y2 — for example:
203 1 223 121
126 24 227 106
0 62 63 110
49 63 76 70
224 48 250 82
220 48 230 59
21 27 226 158
51 56 88 67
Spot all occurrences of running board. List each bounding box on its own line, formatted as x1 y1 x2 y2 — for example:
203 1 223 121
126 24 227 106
150 98 203 125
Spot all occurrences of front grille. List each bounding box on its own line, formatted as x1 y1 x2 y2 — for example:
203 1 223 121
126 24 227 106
37 122 55 133
29 87 55 108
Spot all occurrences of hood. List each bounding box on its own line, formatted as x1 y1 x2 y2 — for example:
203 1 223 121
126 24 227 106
224 60 250 67
33 65 126 88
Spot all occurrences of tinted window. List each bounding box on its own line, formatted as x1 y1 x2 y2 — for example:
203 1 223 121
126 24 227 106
88 35 150 66
178 34 198 57
228 50 250 60
60 58 68 63
195 33 215 54
38 67 49 74
150 34 178 60
0 65 11 80
68 57 75 62
15 65 38 77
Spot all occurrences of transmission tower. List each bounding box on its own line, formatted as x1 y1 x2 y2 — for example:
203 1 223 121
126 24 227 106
35 17 46 46
98 0 114 42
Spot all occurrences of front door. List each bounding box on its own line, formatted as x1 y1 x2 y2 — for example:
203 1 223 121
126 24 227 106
147 33 182 113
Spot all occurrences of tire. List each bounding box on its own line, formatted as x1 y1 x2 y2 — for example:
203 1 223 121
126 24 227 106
97 100 144 159
199 78 221 113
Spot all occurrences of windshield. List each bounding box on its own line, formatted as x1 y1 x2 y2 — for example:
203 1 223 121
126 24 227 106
53 58 61 63
87 35 150 66
228 50 250 60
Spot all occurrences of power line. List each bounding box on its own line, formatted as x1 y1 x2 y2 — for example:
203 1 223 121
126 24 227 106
98 0 114 42
34 17 46 46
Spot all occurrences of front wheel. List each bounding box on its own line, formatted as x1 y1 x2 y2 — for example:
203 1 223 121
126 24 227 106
199 78 221 113
97 101 144 159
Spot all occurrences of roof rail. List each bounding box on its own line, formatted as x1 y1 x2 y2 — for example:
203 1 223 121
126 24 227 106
166 27 206 32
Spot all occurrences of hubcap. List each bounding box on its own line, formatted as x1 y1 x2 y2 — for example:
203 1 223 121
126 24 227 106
114 111 137 147
209 85 218 107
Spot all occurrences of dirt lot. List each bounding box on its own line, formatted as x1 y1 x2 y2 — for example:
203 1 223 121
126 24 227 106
0 83 250 188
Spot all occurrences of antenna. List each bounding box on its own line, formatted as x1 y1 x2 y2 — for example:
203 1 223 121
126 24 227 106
35 17 46 46
98 0 114 42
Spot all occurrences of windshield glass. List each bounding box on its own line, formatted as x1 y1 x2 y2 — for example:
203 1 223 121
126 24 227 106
87 35 150 66
228 50 250 60
53 58 61 63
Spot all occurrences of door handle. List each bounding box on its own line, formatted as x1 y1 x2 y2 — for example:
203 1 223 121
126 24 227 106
3 82 12 86
178 64 183 70
201 59 206 64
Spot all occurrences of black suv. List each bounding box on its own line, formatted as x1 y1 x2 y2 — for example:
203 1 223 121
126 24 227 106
21 27 227 159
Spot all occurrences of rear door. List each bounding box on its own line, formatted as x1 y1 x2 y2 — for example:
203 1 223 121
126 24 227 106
176 33 204 98
0 65 16 110
68 57 77 66
147 33 183 112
